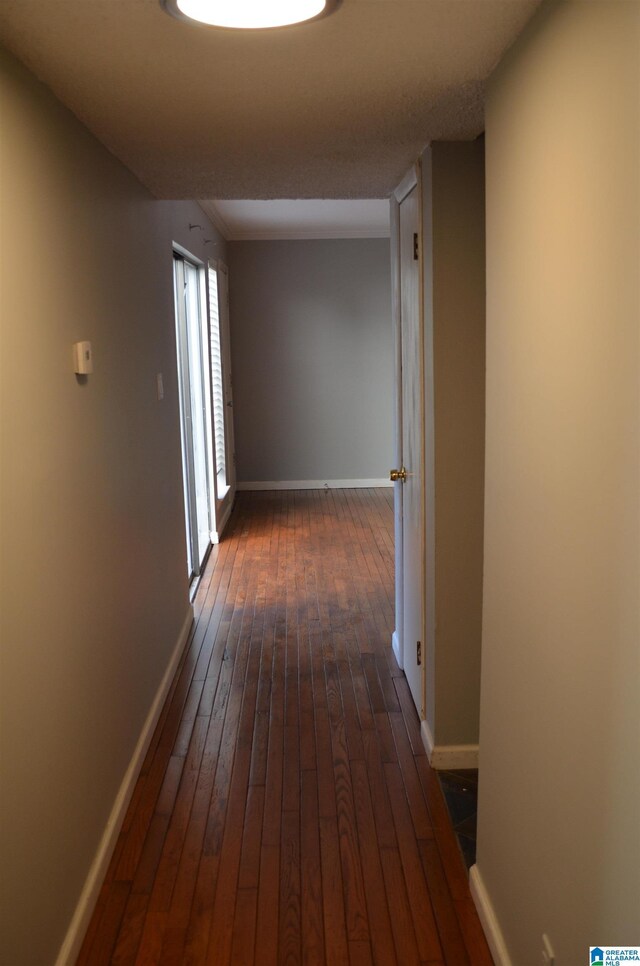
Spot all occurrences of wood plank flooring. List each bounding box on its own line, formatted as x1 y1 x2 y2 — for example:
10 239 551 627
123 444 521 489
78 488 493 965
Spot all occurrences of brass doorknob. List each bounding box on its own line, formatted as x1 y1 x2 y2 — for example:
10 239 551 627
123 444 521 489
390 467 407 482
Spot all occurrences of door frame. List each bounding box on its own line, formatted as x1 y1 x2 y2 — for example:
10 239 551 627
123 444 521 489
173 246 214 582
390 162 427 716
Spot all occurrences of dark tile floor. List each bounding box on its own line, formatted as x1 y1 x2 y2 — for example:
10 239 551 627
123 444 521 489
437 769 478 870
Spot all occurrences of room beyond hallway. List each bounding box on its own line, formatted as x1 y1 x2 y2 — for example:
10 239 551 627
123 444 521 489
78 489 492 965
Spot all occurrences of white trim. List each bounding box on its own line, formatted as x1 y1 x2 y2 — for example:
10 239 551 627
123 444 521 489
199 199 231 240
172 240 203 265
237 478 392 491
55 607 195 966
219 228 390 241
212 497 234 543
197 200 390 241
393 164 419 204
391 630 403 669
421 719 435 759
469 865 512 966
420 720 479 769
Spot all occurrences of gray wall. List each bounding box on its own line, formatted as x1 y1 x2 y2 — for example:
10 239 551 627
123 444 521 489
422 141 486 749
228 239 393 484
478 0 639 960
0 49 225 965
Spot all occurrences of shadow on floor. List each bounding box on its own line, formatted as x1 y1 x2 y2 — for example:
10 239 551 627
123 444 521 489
437 769 478 870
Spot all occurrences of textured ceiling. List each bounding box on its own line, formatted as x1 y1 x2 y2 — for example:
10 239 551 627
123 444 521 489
0 0 540 199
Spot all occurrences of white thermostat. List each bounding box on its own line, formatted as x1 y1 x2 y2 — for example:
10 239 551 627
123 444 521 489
73 341 93 375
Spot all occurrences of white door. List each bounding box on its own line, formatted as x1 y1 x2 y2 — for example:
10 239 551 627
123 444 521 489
392 169 425 716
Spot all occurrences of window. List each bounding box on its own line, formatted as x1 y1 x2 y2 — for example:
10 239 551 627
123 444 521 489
173 251 214 581
208 263 228 497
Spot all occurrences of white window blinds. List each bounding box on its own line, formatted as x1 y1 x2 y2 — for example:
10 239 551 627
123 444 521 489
208 264 227 489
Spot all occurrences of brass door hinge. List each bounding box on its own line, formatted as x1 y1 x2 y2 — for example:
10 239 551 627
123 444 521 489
413 233 419 260
417 641 422 666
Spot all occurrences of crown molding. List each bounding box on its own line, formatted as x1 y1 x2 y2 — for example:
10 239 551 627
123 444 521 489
198 201 390 241
198 200 231 240
226 228 390 241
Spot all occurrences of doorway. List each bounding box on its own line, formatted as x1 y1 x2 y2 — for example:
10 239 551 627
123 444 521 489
173 249 214 584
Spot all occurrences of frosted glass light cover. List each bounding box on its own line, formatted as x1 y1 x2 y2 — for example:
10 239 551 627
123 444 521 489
172 0 328 28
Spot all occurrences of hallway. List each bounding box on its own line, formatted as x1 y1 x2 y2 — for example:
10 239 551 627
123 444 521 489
78 489 492 965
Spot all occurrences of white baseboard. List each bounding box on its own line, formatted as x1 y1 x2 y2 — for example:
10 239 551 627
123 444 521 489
420 719 479 770
391 630 403 669
236 478 392 491
212 496 234 544
469 865 512 966
421 719 435 757
55 606 194 966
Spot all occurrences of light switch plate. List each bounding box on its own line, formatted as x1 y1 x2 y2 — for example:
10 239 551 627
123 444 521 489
73 341 93 375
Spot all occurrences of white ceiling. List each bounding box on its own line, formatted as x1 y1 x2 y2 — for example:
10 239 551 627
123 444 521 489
0 0 540 200
201 199 390 239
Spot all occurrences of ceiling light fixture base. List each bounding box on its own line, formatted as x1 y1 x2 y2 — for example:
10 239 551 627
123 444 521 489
161 0 340 30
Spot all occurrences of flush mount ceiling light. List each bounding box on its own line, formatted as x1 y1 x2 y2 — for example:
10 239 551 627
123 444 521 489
162 0 339 30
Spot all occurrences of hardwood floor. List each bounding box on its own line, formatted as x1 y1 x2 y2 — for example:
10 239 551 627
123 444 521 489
78 488 493 965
